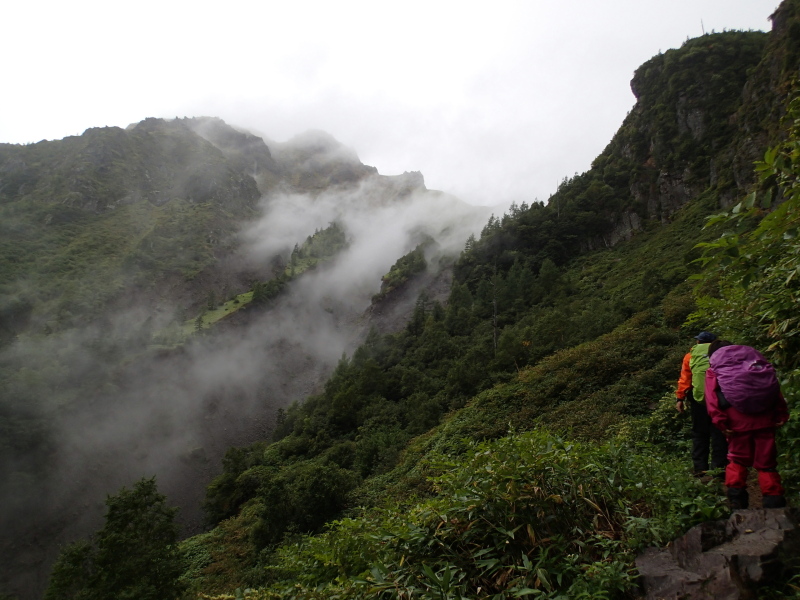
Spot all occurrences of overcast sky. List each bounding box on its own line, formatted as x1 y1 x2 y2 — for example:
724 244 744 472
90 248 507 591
1 1 778 206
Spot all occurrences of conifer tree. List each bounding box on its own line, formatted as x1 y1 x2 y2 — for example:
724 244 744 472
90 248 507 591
45 477 185 600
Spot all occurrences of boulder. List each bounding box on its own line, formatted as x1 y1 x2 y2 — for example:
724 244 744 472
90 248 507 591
636 508 799 599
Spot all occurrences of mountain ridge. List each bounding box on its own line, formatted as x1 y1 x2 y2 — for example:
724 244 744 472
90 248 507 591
0 111 492 600
3 2 800 597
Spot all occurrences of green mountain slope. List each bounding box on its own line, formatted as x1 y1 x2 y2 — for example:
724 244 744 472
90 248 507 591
0 118 262 336
0 107 495 599
168 6 800 599
0 117 392 343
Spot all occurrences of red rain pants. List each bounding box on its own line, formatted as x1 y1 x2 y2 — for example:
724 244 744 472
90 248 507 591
725 427 784 496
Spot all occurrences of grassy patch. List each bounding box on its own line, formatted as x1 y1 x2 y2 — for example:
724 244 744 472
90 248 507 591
183 292 255 336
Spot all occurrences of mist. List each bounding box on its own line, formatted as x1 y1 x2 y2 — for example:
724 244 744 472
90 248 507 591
0 170 495 599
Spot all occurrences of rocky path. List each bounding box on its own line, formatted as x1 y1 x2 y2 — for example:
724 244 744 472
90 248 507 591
636 508 799 599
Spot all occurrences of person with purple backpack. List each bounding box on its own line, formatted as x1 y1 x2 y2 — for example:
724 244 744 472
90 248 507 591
705 343 790 509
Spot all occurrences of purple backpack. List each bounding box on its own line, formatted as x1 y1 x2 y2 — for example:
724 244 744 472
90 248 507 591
710 345 780 414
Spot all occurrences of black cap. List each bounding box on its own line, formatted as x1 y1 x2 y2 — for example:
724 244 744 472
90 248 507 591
694 331 717 343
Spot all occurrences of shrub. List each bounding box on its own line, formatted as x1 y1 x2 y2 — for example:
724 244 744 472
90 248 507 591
251 430 724 600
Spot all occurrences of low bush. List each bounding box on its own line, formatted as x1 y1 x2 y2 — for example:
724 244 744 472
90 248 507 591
220 430 725 600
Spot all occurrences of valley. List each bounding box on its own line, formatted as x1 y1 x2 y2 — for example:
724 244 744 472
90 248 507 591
2 2 800 598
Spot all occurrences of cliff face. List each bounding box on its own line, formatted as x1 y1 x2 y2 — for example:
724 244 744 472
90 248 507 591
729 0 800 195
613 30 768 227
518 29 777 259
592 3 800 245
582 16 795 250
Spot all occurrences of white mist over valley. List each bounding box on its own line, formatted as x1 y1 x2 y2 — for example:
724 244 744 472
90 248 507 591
0 125 495 598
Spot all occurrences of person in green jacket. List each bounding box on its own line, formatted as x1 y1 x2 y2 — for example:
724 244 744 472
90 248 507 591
675 332 728 475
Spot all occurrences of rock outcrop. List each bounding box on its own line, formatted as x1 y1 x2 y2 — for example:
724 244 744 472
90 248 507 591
636 508 800 599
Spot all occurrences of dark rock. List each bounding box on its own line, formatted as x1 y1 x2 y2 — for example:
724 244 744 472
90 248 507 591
636 508 800 599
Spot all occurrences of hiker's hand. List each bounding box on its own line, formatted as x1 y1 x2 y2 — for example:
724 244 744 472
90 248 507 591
775 419 787 427
724 429 734 436
675 399 685 413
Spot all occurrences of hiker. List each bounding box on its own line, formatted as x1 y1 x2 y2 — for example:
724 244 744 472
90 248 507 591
705 344 790 509
675 332 728 476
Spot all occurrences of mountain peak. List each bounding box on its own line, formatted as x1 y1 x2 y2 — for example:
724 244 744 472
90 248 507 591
280 129 361 164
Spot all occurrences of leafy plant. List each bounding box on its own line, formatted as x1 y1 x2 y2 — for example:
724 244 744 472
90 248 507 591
238 430 723 600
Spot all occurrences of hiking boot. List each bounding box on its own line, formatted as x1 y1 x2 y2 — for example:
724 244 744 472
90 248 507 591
727 487 749 510
762 495 786 509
